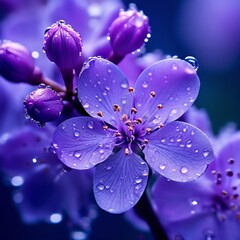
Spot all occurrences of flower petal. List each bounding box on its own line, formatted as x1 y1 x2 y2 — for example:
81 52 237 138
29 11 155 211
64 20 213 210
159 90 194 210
134 58 200 128
78 57 131 126
52 116 115 170
144 121 214 182
93 149 149 213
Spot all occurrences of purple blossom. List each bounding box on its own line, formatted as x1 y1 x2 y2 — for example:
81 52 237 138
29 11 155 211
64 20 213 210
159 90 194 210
52 56 214 213
24 84 63 124
0 40 35 83
152 129 240 239
108 5 150 56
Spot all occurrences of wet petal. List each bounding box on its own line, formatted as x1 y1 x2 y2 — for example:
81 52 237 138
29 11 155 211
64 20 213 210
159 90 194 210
93 149 149 213
144 121 214 182
134 58 200 128
52 116 115 170
78 57 131 126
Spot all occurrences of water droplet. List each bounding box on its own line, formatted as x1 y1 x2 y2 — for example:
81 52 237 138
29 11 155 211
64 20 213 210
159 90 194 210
185 56 199 70
11 176 24 187
121 83 128 89
194 149 199 153
38 83 46 89
74 151 81 158
74 131 80 137
203 150 210 158
99 149 104 154
61 124 66 130
107 69 111 73
180 166 188 174
161 138 166 143
186 141 192 148
142 169 148 176
106 166 112 171
135 184 142 190
142 81 148 88
32 157 37 163
87 121 94 129
172 63 178 70
191 200 198 206
135 178 142 184
109 189 114 193
159 164 166 170
50 213 62 224
97 183 105 190
83 103 89 108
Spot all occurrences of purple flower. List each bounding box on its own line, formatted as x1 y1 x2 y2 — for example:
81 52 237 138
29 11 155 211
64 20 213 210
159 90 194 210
23 84 63 124
43 20 82 71
0 40 35 83
152 131 240 239
52 57 213 213
108 5 150 56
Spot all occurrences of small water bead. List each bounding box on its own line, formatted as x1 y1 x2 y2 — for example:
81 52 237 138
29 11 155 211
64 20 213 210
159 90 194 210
203 150 210 157
135 184 142 190
161 138 166 143
50 213 62 224
159 164 166 170
185 56 199 70
142 169 148 176
87 121 94 129
180 166 188 174
142 81 148 88
135 178 142 184
97 183 105 191
83 103 89 108
74 131 80 137
105 166 112 171
121 83 128 89
74 151 81 158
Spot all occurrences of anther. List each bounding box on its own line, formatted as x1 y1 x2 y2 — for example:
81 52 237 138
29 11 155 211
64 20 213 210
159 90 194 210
135 118 142 124
232 186 238 191
128 126 133 131
232 194 239 200
97 111 103 117
128 87 134 92
103 125 108 130
114 132 121 137
141 144 146 150
113 104 121 112
159 123 164 128
125 120 132 126
144 139 149 144
131 107 137 114
150 91 156 97
157 104 163 109
122 114 127 121
125 148 130 155
146 128 152 134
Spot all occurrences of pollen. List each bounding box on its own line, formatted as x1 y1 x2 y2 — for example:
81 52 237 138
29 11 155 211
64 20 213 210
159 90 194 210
131 107 137 114
122 114 127 121
150 91 156 97
113 104 121 112
97 111 103 117
128 87 134 92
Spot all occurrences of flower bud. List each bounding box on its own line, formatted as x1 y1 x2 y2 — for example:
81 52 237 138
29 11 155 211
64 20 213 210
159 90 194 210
0 41 35 83
108 7 150 56
24 84 64 124
43 20 82 70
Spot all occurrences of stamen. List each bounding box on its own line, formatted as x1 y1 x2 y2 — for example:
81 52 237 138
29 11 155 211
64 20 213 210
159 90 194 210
157 104 163 109
97 111 103 117
125 148 130 155
159 123 164 128
128 87 134 92
103 125 108 130
146 128 152 134
141 144 146 150
150 91 156 97
131 107 137 114
125 120 132 126
144 139 149 144
114 132 121 137
128 126 133 131
122 114 127 121
222 190 228 197
113 104 121 112
232 194 239 200
135 118 142 124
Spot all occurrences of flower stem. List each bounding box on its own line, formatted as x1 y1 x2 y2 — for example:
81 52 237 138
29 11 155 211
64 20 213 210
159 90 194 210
134 189 168 240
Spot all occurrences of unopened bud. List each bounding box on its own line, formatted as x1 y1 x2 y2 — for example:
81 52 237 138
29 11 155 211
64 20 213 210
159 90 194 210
0 41 34 83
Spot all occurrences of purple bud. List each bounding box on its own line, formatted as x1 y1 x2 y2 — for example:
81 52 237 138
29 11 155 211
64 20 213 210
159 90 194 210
43 20 82 70
108 6 150 56
0 41 35 83
24 84 64 124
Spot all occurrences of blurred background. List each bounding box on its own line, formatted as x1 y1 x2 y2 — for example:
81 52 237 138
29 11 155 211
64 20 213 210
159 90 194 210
1 0 240 239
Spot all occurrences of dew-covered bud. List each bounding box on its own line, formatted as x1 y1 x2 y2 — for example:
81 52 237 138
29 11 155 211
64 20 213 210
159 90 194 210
0 41 35 83
24 84 64 124
43 20 82 70
108 6 150 56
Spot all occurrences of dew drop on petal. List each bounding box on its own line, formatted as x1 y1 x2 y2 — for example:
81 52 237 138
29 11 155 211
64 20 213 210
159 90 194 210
135 178 142 184
83 103 89 108
180 166 188 174
87 121 94 129
74 151 81 158
185 56 199 70
97 183 105 190
142 81 148 88
159 164 166 170
121 83 128 89
203 150 210 157
74 131 80 137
